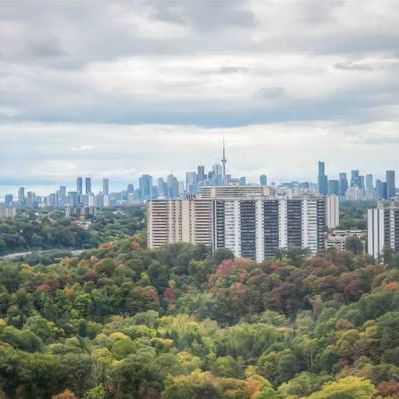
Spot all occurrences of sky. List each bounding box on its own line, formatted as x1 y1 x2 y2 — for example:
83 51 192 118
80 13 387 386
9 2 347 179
1 0 399 193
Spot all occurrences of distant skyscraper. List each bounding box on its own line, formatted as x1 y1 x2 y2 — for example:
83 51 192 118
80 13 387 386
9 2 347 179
359 175 365 190
18 187 25 208
212 164 223 185
351 170 360 188
386 170 396 198
366 174 374 191
260 175 268 186
127 184 134 194
5 194 13 208
59 186 66 202
197 166 205 183
185 172 197 194
85 177 92 194
167 174 179 198
375 179 383 199
239 176 246 185
381 182 388 200
221 139 227 184
328 180 339 195
157 178 167 198
103 178 109 195
139 174 153 201
339 173 348 196
318 161 328 195
77 177 83 195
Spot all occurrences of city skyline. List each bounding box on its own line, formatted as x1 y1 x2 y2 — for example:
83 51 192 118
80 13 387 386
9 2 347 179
2 150 399 197
1 155 398 204
1 2 399 185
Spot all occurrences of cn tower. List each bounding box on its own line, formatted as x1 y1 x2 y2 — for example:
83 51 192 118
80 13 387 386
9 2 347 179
221 138 227 184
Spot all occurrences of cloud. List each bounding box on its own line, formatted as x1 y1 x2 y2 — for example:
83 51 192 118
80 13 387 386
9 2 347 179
0 0 399 189
27 35 65 58
1 120 399 194
70 145 94 152
217 66 250 74
256 87 286 99
334 62 374 71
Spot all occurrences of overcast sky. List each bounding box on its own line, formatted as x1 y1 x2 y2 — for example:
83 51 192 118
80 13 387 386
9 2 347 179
1 0 399 192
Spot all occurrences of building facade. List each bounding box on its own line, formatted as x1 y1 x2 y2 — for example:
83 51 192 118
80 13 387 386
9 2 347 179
367 201 399 260
326 195 340 229
148 195 327 261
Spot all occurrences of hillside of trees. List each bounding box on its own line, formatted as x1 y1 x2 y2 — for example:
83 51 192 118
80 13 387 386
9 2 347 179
0 207 145 256
0 237 399 398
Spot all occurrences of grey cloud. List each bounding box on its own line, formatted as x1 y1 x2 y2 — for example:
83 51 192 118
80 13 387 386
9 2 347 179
256 87 286 99
334 62 375 71
217 66 250 74
0 1 398 132
297 0 344 24
26 35 65 58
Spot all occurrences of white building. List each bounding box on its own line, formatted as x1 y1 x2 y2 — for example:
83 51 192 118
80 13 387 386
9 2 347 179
148 192 327 261
326 229 366 252
326 195 340 229
367 201 399 260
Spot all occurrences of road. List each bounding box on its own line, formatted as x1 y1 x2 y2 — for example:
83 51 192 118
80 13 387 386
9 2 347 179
1 249 86 261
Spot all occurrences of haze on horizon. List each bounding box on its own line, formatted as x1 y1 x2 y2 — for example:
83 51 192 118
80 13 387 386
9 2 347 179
1 0 399 186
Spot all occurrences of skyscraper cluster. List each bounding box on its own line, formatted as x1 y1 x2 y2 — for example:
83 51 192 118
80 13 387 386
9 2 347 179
318 161 396 200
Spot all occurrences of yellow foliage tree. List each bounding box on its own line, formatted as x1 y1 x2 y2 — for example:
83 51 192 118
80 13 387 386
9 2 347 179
303 376 375 399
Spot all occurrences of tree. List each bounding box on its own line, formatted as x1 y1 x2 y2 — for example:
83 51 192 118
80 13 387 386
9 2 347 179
84 385 105 399
52 389 79 399
304 376 376 399
346 237 364 256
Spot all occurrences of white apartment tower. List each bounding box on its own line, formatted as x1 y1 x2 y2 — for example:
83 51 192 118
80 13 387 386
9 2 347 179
367 201 399 260
148 193 327 261
326 194 340 229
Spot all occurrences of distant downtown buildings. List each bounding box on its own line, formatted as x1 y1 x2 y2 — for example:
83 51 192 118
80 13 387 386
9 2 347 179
2 154 397 212
318 161 397 200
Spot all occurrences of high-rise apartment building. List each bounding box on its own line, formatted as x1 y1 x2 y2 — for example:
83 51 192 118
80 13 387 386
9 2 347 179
368 200 399 260
148 193 328 261
386 170 396 199
147 198 213 248
200 185 273 199
326 195 339 229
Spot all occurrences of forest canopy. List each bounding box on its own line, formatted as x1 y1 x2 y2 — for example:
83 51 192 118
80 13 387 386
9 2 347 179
0 236 398 398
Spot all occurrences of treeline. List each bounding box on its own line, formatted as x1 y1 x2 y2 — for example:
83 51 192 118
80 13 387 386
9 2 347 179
0 207 145 256
338 200 374 230
0 240 399 398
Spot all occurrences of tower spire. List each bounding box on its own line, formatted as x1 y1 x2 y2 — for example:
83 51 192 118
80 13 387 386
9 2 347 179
221 137 227 184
